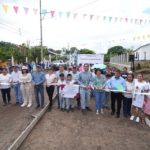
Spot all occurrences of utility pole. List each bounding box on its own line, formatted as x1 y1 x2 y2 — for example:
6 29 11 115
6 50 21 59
39 0 43 63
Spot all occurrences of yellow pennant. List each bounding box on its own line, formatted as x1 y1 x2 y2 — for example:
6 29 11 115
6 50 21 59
2 4 8 13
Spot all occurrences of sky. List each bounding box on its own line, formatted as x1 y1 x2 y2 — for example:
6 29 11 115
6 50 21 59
0 0 150 54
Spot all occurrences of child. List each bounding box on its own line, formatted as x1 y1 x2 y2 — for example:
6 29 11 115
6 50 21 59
130 73 147 123
57 73 66 111
64 74 75 112
143 82 150 127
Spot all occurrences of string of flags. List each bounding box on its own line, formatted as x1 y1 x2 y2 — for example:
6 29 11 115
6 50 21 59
1 3 150 25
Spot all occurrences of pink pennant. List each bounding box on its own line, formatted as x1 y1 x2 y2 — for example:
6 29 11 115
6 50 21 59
135 19 138 24
139 19 143 24
50 10 55 17
125 18 128 22
13 6 19 14
83 14 87 18
33 8 38 15
24 7 29 15
73 13 78 19
90 15 94 20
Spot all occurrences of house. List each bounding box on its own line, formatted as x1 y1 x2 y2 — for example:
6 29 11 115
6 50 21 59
134 44 150 61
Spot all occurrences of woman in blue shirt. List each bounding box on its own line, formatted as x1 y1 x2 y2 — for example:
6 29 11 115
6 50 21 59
93 69 106 115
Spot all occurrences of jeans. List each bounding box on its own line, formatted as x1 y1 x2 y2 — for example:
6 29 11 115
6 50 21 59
13 84 22 103
103 92 110 108
65 98 73 110
123 96 132 116
1 88 11 104
80 88 91 110
94 90 105 110
34 85 44 107
59 93 65 109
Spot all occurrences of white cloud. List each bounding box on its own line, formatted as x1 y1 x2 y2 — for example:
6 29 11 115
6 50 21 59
0 0 150 53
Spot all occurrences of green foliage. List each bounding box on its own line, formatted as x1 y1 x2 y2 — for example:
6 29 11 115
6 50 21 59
79 49 95 54
105 45 129 62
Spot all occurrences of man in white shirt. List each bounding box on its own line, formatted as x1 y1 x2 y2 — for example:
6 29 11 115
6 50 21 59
11 66 23 104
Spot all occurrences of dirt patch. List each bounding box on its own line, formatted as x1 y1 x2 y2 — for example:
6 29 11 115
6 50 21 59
19 100 150 150
0 89 49 150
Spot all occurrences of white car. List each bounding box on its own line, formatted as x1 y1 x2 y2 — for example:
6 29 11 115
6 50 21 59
52 60 66 66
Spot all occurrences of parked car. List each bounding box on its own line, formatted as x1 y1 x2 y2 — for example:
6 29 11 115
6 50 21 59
52 60 66 66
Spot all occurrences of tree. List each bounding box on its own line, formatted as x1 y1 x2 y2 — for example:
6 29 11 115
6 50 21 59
104 46 127 62
79 49 95 54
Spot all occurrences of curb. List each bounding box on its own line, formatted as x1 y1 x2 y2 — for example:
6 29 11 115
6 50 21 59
8 103 49 150
8 88 57 150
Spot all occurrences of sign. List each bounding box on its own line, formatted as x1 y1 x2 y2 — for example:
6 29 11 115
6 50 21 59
77 54 104 64
63 84 79 98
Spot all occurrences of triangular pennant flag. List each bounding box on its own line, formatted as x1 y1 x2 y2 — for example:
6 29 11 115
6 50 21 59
66 12 71 18
115 17 118 22
133 37 136 40
73 13 78 19
125 18 128 22
147 34 150 38
41 9 47 14
137 36 141 40
24 7 29 15
2 4 8 13
109 16 112 22
120 17 123 22
13 6 19 14
33 8 38 15
50 10 55 17
144 20 147 24
142 35 145 39
83 14 87 18
103 16 107 21
59 11 63 18
135 19 138 24
140 19 143 24
96 16 100 21
130 18 133 23
90 15 94 20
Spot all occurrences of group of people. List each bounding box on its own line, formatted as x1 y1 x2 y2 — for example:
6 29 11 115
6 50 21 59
0 64 150 127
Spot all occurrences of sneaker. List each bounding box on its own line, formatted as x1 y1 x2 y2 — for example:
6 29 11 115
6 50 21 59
21 103 27 107
130 115 135 121
101 109 104 114
96 110 99 115
145 117 150 127
135 117 140 123
27 103 32 108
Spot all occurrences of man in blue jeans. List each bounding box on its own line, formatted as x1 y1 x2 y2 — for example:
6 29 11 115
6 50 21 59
32 65 45 108
11 66 23 104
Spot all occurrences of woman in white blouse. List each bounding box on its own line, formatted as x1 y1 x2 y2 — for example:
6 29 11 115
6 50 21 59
44 67 57 111
19 66 32 108
0 68 12 106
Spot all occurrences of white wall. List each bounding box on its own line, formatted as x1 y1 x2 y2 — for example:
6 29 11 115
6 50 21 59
134 45 150 61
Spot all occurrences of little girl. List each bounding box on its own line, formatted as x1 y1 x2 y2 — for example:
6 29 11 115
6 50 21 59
143 82 150 127
130 73 147 123
57 73 66 111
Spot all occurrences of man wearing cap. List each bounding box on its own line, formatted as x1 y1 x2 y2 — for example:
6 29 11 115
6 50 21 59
11 65 23 104
32 65 45 108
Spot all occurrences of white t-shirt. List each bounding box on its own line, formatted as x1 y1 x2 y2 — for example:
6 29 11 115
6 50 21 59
19 73 32 83
0 73 11 89
45 73 57 86
132 79 147 108
57 79 66 94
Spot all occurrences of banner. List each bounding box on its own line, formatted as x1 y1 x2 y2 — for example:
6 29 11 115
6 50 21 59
77 54 104 65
